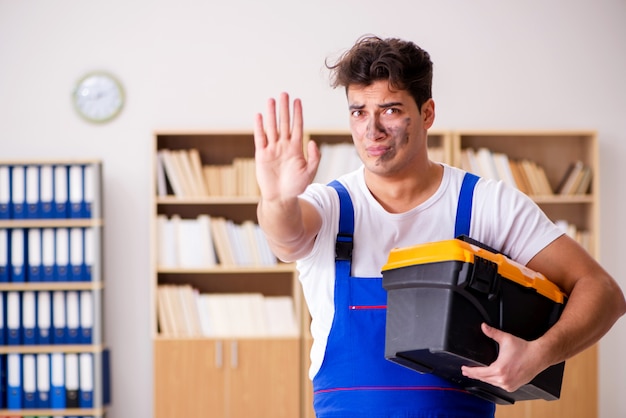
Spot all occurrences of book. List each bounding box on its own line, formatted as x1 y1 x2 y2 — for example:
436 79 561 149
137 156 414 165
556 160 585 195
159 149 186 197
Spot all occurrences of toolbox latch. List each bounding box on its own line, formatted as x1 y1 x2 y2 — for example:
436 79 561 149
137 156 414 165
469 256 499 299
335 233 353 261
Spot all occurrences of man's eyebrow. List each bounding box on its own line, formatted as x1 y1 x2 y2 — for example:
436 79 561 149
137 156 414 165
348 102 404 111
378 102 403 109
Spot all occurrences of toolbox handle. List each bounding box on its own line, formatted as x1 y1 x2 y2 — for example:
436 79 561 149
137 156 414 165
456 234 510 259
469 255 501 300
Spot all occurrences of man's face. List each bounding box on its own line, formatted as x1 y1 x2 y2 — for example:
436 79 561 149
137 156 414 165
347 80 434 178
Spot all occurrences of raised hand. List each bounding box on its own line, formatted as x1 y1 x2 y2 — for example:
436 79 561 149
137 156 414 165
254 92 320 202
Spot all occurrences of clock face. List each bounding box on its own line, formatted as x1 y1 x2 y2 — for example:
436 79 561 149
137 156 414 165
73 72 124 123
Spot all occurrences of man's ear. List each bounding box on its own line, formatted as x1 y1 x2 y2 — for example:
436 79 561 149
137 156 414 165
421 99 435 129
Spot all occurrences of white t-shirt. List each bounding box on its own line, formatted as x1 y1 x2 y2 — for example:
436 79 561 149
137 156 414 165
297 163 563 379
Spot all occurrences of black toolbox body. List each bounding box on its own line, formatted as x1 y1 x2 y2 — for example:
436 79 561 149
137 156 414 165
381 238 567 405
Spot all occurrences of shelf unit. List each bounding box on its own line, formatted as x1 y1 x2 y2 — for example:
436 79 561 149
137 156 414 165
0 160 109 418
151 132 302 418
452 130 599 418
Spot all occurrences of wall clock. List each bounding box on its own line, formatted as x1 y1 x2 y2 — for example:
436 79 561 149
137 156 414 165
72 71 125 123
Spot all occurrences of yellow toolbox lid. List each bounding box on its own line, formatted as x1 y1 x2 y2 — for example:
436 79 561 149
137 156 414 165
382 239 566 304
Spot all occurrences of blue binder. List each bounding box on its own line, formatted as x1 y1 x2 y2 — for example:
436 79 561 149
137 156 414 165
55 228 70 282
39 164 55 218
7 353 22 409
21 290 36 345
37 290 52 345
0 165 10 219
22 353 37 409
52 290 66 344
84 227 94 282
83 164 95 219
79 353 94 408
65 291 80 344
25 165 40 219
27 228 43 282
68 165 84 219
0 353 6 408
10 165 26 219
6 291 20 345
36 353 51 408
54 165 69 219
0 292 5 345
80 290 93 344
69 228 85 282
41 228 56 282
9 228 26 282
50 352 66 409
0 229 8 282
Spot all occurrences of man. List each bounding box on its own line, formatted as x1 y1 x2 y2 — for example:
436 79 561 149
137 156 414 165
253 35 625 417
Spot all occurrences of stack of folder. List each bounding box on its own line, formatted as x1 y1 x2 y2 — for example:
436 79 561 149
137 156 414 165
0 163 98 220
0 351 109 410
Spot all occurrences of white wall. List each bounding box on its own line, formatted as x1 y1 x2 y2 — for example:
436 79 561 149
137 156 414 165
1 1 625 417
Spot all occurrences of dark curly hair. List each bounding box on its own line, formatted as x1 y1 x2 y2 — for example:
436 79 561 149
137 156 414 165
326 35 433 110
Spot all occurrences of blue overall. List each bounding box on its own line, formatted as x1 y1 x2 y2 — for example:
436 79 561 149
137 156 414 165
312 173 495 417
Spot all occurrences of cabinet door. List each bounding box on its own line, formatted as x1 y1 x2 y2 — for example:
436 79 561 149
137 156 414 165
154 339 226 418
227 338 300 418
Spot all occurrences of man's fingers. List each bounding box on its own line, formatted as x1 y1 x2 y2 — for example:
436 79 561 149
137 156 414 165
265 97 278 142
278 92 291 139
253 113 267 149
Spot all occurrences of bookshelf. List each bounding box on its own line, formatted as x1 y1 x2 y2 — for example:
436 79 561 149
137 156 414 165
0 160 109 418
151 132 302 418
452 130 599 418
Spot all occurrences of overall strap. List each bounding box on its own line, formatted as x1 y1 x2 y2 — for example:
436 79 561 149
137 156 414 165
328 180 354 277
454 172 480 238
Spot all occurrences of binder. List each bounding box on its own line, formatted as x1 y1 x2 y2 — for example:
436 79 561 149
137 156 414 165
68 164 84 219
102 348 111 405
65 290 80 344
21 290 36 345
0 165 10 218
83 164 95 218
22 353 37 408
7 291 20 345
69 228 84 282
53 165 68 218
25 165 40 219
37 291 52 344
0 292 5 345
79 290 93 344
50 352 65 409
7 353 21 409
79 352 94 408
55 228 69 282
0 229 8 282
65 353 79 408
41 228 56 282
27 228 43 282
10 165 26 219
9 228 25 282
0 352 6 408
52 290 66 344
84 227 94 282
37 353 51 408
40 164 55 218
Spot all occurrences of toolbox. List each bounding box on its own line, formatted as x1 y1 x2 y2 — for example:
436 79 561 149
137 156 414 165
381 236 567 405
